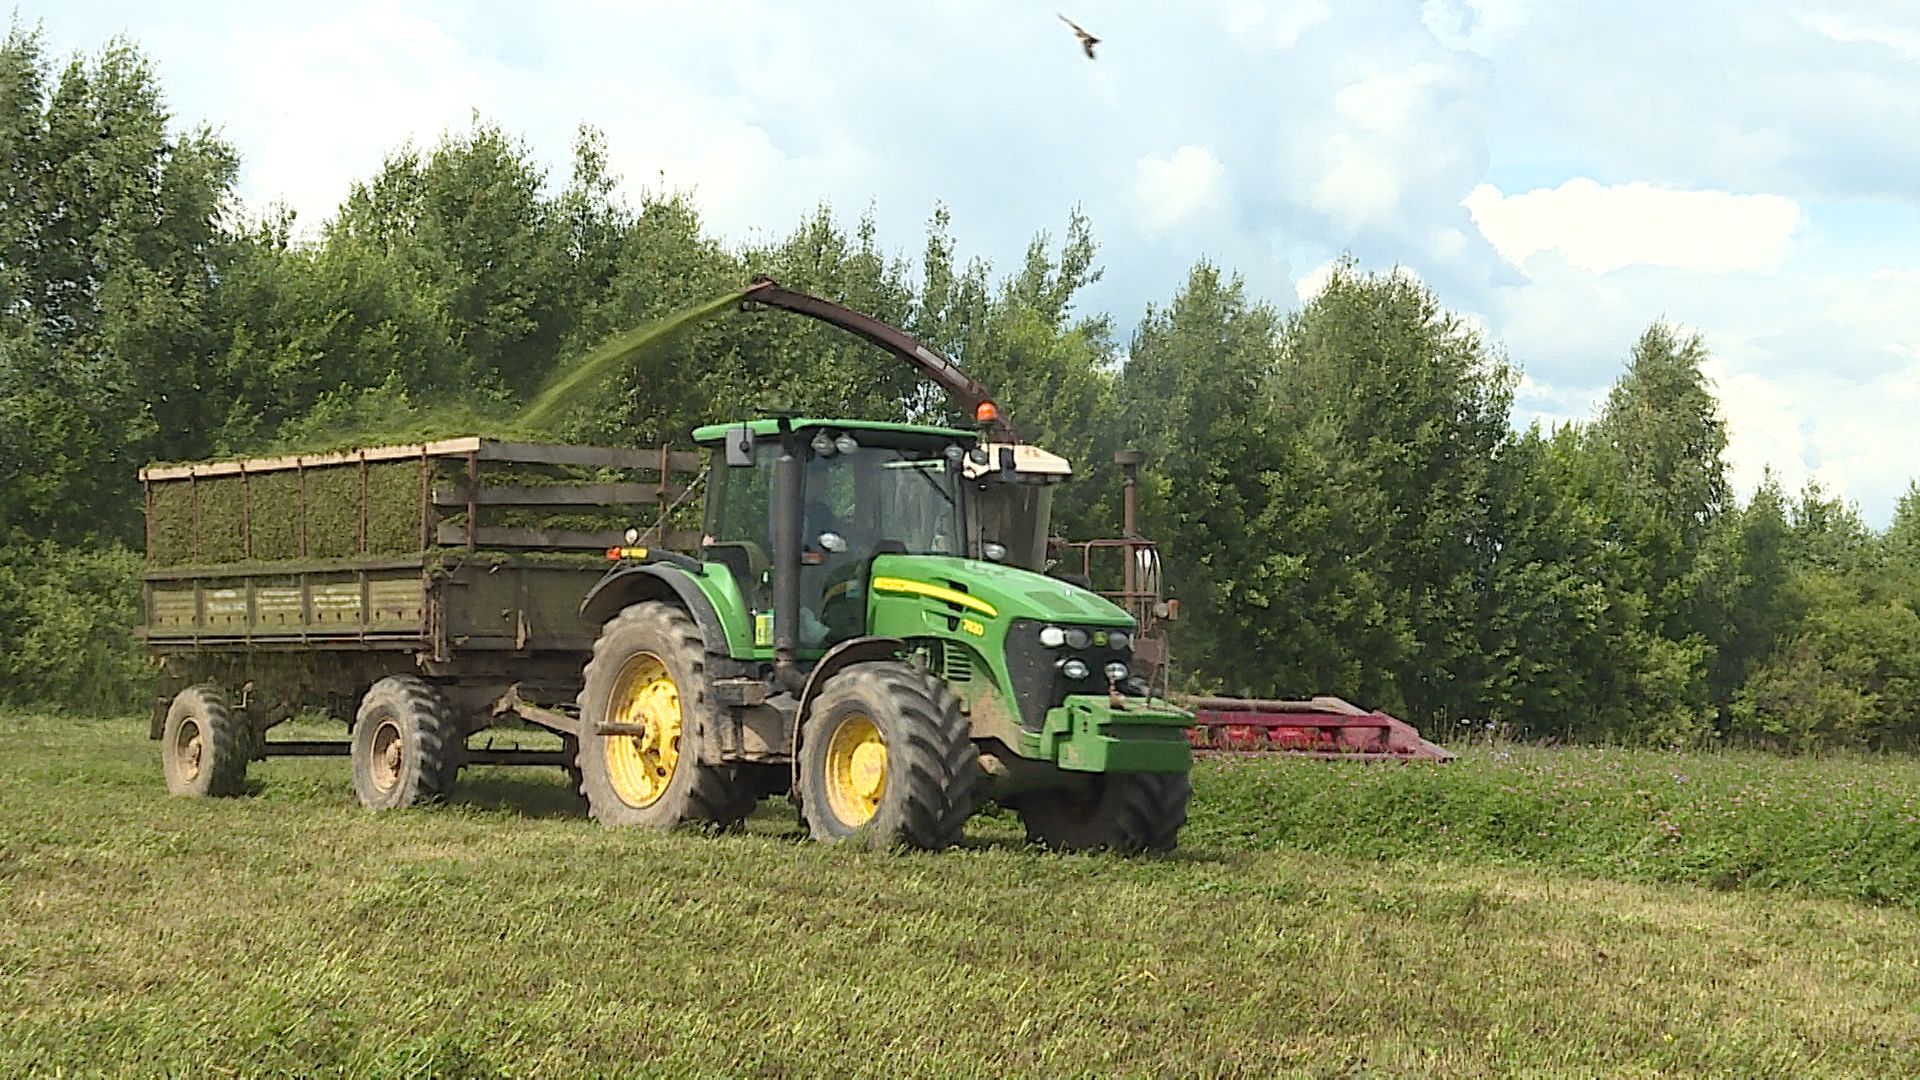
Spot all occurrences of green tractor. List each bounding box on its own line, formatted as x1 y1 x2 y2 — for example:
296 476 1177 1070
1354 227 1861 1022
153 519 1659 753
574 411 1195 852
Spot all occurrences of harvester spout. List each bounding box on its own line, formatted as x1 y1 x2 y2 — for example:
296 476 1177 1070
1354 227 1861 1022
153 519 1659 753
740 275 1017 441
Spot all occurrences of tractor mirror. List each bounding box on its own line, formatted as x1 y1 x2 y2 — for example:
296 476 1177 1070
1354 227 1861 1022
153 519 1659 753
725 424 756 467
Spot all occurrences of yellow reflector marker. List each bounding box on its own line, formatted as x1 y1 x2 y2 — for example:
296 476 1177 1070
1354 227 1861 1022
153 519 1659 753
871 576 997 618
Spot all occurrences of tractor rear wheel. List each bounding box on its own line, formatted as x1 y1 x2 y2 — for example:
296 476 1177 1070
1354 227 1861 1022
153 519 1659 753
351 676 461 810
798 661 976 850
161 684 249 797
1018 772 1191 854
576 601 756 830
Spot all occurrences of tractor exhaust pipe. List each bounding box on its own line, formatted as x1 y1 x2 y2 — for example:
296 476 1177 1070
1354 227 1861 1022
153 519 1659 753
771 431 807 694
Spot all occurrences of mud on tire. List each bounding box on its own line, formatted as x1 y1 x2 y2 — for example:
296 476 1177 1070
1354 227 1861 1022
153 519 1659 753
351 675 461 810
161 684 250 797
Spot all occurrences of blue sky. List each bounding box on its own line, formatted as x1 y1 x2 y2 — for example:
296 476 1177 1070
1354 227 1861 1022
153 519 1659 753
25 0 1920 524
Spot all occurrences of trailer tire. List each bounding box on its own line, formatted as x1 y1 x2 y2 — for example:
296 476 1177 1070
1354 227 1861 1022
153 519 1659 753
798 661 976 850
351 676 460 810
577 601 756 830
161 685 249 797
1018 771 1191 854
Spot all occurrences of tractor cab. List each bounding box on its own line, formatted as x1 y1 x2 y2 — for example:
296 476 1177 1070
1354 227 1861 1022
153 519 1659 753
695 419 972 651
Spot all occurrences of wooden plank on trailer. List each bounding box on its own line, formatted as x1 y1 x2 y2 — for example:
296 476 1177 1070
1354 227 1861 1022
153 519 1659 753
434 523 700 550
474 441 702 472
140 438 484 481
437 524 625 550
429 482 686 508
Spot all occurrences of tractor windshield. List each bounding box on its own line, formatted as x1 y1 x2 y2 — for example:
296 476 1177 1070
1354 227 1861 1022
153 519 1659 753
803 440 960 558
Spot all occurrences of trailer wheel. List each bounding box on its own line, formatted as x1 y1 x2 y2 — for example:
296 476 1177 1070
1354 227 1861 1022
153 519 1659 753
576 601 756 830
351 676 460 810
161 685 249 797
798 661 976 850
1018 772 1191 854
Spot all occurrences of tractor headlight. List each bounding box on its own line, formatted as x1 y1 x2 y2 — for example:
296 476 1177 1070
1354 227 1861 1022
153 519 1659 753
810 432 836 457
1108 630 1130 652
982 541 1008 563
834 433 860 456
1060 658 1090 681
623 527 641 545
1063 627 1091 650
1039 625 1067 648
1104 661 1131 683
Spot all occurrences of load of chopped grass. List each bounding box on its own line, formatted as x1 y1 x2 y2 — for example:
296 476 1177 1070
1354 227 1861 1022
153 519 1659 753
302 465 366 560
247 470 303 560
193 476 249 563
366 460 426 555
147 484 193 565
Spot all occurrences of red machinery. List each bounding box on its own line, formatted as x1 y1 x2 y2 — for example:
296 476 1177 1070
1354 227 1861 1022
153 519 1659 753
1054 449 1453 762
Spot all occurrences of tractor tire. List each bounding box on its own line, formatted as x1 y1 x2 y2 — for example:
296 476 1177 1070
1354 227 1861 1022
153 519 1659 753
1018 771 1191 854
576 601 756 830
161 684 249 797
798 661 976 850
350 676 461 810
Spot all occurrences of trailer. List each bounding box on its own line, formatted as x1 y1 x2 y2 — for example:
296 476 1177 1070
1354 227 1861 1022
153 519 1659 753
140 437 701 803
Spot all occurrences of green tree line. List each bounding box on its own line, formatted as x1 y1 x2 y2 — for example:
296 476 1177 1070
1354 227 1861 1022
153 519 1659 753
5 26 1919 750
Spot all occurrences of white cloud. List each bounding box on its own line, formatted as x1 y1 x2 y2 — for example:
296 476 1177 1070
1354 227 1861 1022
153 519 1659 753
1309 134 1405 230
1463 179 1802 274
1702 360 1811 500
1421 0 1536 55
1333 63 1452 134
1223 0 1331 48
1798 12 1920 60
1131 145 1229 233
1296 260 1338 303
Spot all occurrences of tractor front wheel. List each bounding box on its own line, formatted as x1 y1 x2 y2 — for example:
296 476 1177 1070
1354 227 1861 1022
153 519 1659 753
1018 772 1191 854
576 601 756 830
798 661 976 849
350 676 461 810
161 684 249 797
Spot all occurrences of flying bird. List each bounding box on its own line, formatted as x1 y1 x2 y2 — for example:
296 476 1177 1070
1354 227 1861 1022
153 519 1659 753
1058 14 1099 59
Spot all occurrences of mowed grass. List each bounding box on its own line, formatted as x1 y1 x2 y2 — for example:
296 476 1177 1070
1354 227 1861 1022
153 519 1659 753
1200 743 1920 908
2 717 1918 1077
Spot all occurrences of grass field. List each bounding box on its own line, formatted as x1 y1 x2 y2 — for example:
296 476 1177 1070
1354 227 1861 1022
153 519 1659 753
5 715 1920 1077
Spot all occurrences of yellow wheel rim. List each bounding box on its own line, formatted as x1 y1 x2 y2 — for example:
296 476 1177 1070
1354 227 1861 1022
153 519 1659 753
604 653 682 808
823 712 887 828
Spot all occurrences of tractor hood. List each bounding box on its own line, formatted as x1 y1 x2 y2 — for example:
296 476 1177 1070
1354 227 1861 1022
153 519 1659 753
867 554 1133 628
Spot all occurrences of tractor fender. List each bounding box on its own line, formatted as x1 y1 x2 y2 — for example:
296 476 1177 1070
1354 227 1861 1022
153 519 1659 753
790 635 905 784
579 564 728 658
